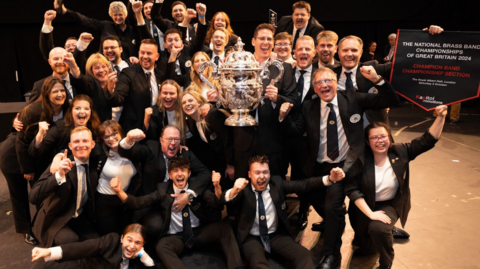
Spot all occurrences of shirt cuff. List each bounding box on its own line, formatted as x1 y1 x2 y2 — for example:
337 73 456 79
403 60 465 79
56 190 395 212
224 189 237 202
322 175 332 186
139 248 155 266
45 246 63 261
186 189 198 198
120 138 134 149
41 24 53 34
155 0 164 3
76 39 88 52
55 171 66 185
376 79 385 86
137 22 146 26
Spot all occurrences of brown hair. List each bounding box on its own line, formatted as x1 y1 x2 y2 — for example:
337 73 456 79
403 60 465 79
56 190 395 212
140 38 159 49
102 35 122 48
64 94 101 138
248 155 269 169
253 23 275 39
364 122 393 145
205 12 235 44
164 28 183 42
123 223 146 242
167 156 190 172
316 30 339 45
70 126 92 138
98 120 124 155
171 1 186 10
65 37 78 42
292 1 311 13
338 35 363 49
274 32 293 44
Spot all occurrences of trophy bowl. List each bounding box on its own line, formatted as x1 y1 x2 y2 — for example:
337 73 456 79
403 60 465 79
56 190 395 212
199 37 284 126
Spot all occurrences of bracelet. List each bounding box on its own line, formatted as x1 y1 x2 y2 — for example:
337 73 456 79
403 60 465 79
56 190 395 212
328 176 335 184
198 14 205 18
138 251 143 258
373 75 383 85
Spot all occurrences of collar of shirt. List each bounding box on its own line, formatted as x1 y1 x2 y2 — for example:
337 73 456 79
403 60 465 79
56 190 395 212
296 64 313 76
212 51 225 61
73 157 89 167
320 94 339 110
341 65 359 79
173 183 189 194
114 60 129 71
251 184 270 193
293 25 307 37
142 67 155 74
318 58 335 68
55 73 70 83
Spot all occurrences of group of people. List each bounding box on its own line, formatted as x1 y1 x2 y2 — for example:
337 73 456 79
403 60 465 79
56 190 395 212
0 0 450 269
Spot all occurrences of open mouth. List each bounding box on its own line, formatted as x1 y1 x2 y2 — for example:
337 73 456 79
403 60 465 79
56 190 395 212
184 104 194 113
299 56 308 61
375 142 386 149
163 99 173 107
320 89 331 95
214 41 223 47
256 180 267 189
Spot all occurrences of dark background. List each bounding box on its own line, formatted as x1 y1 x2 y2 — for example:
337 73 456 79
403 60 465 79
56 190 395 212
0 0 478 104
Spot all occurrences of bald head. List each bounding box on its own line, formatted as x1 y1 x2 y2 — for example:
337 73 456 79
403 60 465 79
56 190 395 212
48 47 69 75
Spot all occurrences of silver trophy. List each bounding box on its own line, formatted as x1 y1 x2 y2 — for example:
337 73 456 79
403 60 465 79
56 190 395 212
199 37 284 126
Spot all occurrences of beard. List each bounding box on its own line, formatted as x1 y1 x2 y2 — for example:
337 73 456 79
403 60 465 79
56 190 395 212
51 63 70 75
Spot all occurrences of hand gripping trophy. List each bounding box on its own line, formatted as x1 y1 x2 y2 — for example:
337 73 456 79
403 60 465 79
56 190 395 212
199 38 284 126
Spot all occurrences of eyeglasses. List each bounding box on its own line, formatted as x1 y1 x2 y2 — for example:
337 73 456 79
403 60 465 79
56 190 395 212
104 46 119 51
162 137 181 144
368 134 389 142
274 43 291 48
313 79 336 86
103 132 119 140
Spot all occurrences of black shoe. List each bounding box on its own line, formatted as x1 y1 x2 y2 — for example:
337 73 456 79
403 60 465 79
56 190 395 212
392 226 410 239
449 119 459 125
317 255 341 269
311 221 325 232
296 212 308 231
25 233 39 246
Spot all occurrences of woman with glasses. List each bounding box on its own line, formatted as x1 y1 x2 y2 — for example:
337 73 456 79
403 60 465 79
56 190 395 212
345 105 448 269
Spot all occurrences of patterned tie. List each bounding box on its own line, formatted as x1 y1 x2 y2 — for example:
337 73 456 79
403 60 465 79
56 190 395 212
180 190 194 248
77 164 89 217
326 103 339 161
345 71 354 90
256 190 271 253
297 70 307 105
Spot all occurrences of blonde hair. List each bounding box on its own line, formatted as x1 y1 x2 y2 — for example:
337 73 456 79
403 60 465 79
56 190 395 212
155 80 187 145
109 1 127 18
316 30 339 45
85 53 110 78
180 89 209 132
189 51 219 95
70 126 92 139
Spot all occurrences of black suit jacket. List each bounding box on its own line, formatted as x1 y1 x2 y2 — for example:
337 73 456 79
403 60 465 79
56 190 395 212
345 131 437 239
293 64 318 111
233 62 297 154
329 60 392 123
225 175 325 245
118 139 210 196
150 1 195 45
106 64 165 133
30 154 99 247
39 31 54 62
282 82 399 177
28 75 77 104
275 16 324 45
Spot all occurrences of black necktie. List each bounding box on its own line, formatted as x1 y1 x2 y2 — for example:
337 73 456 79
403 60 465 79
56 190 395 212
151 21 161 52
256 190 271 253
63 80 73 101
180 190 194 248
326 103 339 161
214 56 219 66
79 164 94 221
114 65 121 76
145 72 152 101
292 29 301 55
297 70 307 105
345 71 354 90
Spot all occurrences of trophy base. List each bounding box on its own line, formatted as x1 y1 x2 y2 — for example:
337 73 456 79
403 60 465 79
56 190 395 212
225 109 257 126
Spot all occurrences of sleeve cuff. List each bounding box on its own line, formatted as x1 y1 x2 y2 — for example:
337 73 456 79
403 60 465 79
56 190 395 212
322 175 332 186
376 79 385 86
76 39 88 51
41 24 53 33
155 0 164 3
55 171 66 185
120 138 134 149
186 189 198 198
224 189 236 202
45 246 63 261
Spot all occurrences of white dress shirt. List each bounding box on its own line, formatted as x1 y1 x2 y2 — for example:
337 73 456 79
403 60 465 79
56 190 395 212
55 158 89 218
167 183 201 234
97 150 136 195
142 67 159 106
337 66 359 92
295 65 313 103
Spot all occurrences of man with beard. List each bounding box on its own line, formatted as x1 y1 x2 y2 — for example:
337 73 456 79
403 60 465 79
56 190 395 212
150 0 196 45
275 1 324 52
314 30 341 68
28 47 76 104
54 0 140 59
128 0 165 52
233 23 297 179
39 10 77 62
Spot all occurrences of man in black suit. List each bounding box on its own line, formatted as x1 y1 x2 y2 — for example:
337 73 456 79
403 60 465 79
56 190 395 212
233 23 297 179
110 156 245 269
224 155 345 269
275 1 324 49
116 125 210 250
207 27 230 65
30 126 99 247
127 0 165 52
150 0 196 44
314 30 341 69
279 67 399 268
28 47 76 104
39 10 77 62
330 35 392 125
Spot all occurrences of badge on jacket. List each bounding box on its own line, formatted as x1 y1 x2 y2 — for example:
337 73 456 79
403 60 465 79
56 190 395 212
368 87 379 94
350 114 361 123
185 60 192 68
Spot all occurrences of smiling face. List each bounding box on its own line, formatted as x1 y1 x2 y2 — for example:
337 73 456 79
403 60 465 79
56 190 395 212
143 2 153 20
103 39 123 64
165 33 183 53
160 84 178 111
172 4 186 23
292 8 310 30
102 126 121 150
294 39 316 70
316 38 337 66
369 42 377 53
48 82 67 108
68 130 95 163
49 48 69 75
168 166 191 189
91 62 110 84
181 93 201 117
64 39 77 53
72 100 91 127
273 38 292 61
111 11 126 26
193 54 208 75
368 127 390 155
313 70 337 103
214 13 227 29
160 127 181 158
121 232 144 259
338 38 362 70
248 162 271 192
139 43 159 70
252 29 274 62
211 30 227 54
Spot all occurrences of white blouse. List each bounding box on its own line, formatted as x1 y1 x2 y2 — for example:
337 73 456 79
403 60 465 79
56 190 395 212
374 160 399 202
97 150 137 195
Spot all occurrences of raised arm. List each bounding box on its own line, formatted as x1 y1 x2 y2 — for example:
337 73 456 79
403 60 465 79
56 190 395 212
39 10 56 62
429 105 447 139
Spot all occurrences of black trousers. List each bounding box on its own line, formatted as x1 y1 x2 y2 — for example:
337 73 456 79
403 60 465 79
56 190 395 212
134 206 164 252
95 192 131 235
356 200 398 267
156 221 244 269
54 212 99 246
240 232 314 269
300 161 346 256
3 172 32 234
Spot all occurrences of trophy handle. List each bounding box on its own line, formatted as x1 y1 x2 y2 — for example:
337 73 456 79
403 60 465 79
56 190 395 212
199 61 218 91
260 59 284 85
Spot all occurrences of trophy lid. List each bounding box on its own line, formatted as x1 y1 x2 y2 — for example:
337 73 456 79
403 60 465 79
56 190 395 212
221 37 262 71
